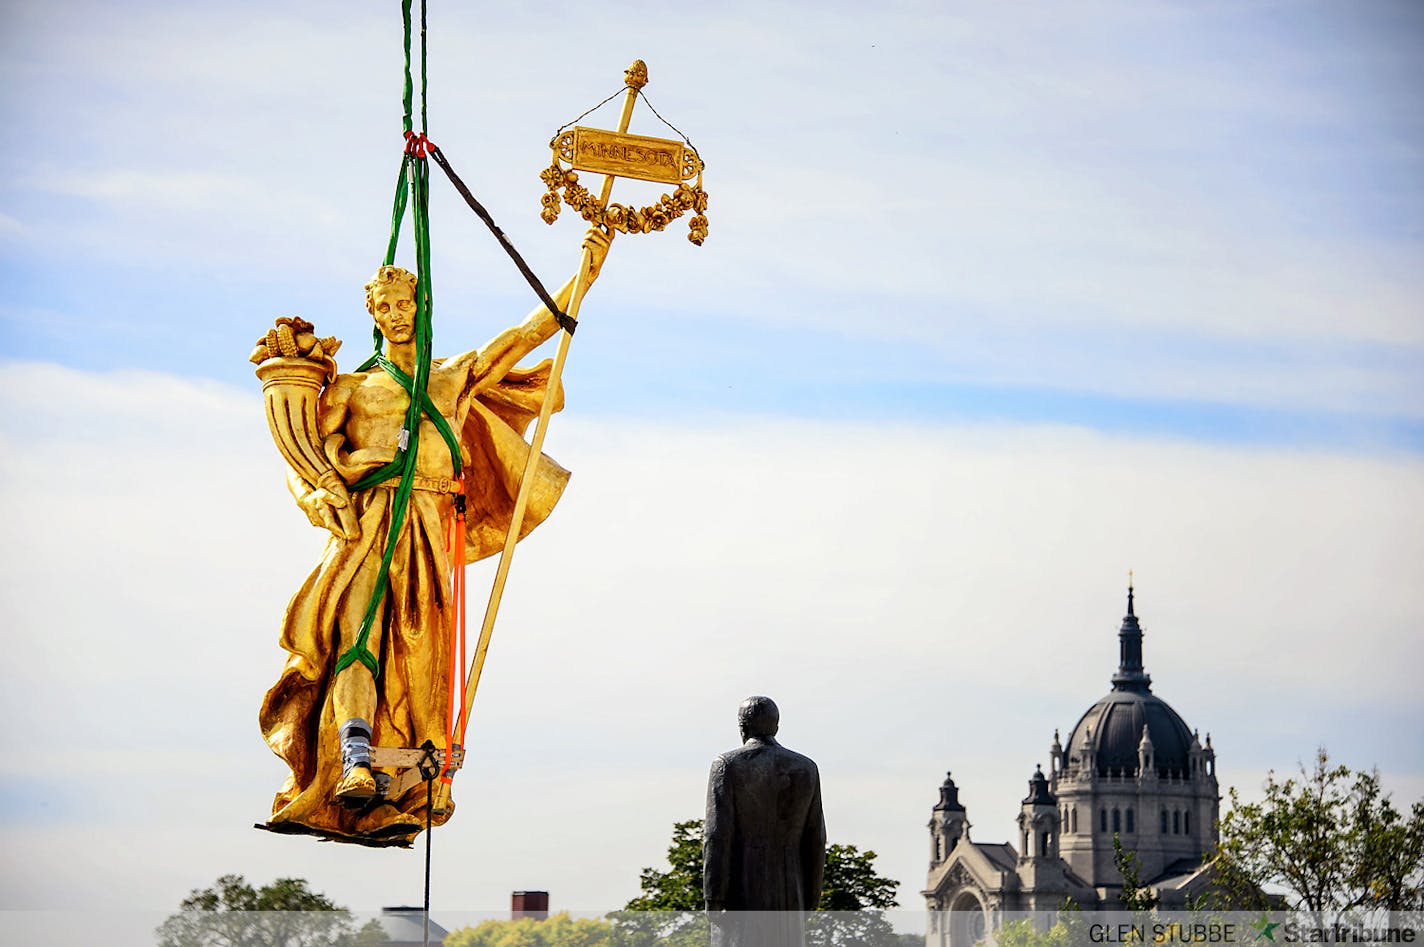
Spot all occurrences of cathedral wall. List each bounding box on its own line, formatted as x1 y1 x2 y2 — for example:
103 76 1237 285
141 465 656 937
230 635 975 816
1054 774 1217 888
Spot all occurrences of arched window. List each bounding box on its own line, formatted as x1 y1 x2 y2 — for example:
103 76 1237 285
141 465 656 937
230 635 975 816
1100 808 1107 832
950 894 987 947
1185 810 1191 835
1071 807 1078 834
1112 808 1121 833
1126 808 1135 833
1161 810 1168 833
1173 810 1181 834
1041 830 1051 856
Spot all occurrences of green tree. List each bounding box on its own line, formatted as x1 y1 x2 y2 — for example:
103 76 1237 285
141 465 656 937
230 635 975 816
155 874 360 947
808 846 908 947
350 920 389 947
624 820 705 911
1212 748 1424 913
624 820 901 911
623 820 911 946
1351 768 1424 911
992 917 1091 947
819 844 899 911
1111 834 1159 913
444 912 618 947
1185 849 1275 912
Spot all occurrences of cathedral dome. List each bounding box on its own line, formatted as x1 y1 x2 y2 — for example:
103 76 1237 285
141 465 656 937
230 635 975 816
1066 688 1195 777
1063 584 1197 778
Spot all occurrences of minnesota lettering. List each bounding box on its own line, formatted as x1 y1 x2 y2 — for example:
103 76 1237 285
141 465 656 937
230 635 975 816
568 128 688 185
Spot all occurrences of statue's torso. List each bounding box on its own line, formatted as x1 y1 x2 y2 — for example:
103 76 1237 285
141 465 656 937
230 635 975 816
339 364 469 478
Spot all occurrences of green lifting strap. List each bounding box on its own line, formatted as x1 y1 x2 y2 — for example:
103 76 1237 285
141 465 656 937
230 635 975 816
335 0 437 680
349 356 463 492
334 157 433 680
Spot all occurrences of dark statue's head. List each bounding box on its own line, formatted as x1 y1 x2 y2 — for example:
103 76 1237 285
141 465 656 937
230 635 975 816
738 696 780 742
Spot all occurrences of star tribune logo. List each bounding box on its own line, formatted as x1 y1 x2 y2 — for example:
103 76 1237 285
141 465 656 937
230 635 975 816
1250 918 1281 942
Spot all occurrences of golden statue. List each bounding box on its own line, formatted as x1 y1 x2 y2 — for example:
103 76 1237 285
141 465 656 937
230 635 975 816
252 227 611 845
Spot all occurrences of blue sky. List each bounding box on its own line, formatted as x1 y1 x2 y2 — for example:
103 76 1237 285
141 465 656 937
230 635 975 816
1 0 1422 923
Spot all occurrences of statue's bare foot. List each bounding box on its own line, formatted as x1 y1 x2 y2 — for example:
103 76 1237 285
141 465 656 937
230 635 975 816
335 765 378 803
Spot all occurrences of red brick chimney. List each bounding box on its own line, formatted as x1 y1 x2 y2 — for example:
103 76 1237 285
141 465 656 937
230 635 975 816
511 890 549 921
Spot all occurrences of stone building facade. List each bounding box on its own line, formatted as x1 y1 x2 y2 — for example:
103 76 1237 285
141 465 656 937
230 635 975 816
923 587 1222 946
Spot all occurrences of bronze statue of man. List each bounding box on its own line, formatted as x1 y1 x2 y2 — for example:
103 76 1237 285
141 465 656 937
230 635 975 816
255 227 610 844
704 696 826 920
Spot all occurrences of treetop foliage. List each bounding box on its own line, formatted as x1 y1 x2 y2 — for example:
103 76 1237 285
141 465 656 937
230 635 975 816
622 819 900 912
444 912 618 947
624 820 705 912
155 874 385 947
820 844 899 911
1111 835 1159 914
1211 748 1424 913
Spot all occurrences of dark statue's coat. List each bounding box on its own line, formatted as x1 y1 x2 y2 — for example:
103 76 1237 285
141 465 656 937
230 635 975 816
703 736 826 911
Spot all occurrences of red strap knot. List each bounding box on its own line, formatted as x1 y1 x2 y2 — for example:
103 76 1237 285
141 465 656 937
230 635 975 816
403 130 433 158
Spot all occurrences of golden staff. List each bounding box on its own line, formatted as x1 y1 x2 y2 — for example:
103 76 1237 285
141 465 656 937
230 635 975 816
455 62 645 746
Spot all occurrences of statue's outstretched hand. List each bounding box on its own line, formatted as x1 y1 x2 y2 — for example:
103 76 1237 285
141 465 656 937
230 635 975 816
582 226 613 284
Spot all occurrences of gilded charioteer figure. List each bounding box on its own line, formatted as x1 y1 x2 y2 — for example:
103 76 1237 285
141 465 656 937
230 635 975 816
251 227 611 845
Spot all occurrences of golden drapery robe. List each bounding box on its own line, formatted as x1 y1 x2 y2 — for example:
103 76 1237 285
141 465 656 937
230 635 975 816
259 361 569 846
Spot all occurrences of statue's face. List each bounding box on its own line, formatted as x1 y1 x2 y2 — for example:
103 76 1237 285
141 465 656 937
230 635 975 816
371 282 416 344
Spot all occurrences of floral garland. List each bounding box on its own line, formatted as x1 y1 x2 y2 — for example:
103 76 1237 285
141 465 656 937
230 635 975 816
539 162 709 245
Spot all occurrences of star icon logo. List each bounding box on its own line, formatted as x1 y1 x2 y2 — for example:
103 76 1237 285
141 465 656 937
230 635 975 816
1250 919 1281 942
